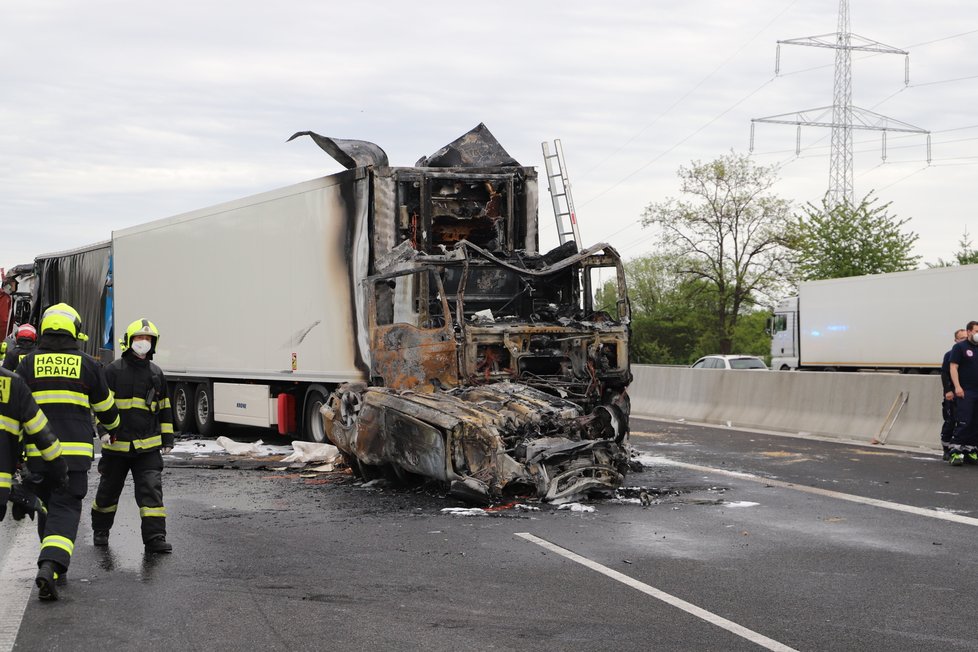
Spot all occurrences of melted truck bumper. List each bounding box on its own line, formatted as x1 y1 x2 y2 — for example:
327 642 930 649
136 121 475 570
322 381 630 504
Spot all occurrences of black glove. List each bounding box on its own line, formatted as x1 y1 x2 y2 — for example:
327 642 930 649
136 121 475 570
45 457 69 493
11 501 29 521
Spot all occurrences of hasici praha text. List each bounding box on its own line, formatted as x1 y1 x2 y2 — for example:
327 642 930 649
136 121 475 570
33 354 82 379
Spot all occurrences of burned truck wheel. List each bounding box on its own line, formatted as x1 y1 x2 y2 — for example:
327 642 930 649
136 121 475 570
302 388 328 443
193 383 215 437
171 383 195 434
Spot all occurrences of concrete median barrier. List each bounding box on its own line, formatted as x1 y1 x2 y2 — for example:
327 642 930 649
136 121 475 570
629 365 942 450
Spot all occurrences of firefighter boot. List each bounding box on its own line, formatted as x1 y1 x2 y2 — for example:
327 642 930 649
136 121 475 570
35 561 60 601
145 536 172 554
93 530 109 547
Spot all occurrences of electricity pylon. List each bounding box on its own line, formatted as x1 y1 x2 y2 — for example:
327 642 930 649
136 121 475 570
750 0 930 208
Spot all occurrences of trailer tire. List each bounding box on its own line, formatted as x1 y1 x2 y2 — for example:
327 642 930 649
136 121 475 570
193 383 215 437
171 383 195 434
302 388 328 444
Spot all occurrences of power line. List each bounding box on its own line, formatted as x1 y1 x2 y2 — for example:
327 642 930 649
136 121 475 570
579 0 802 178
580 77 775 209
906 28 978 48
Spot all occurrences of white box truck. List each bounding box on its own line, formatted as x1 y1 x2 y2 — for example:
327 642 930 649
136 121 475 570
769 265 978 372
105 124 633 503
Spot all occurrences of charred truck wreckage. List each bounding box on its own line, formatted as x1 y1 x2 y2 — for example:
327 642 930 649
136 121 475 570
294 124 634 504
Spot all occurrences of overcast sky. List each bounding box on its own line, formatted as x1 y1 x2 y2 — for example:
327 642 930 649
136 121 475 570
2 1 974 280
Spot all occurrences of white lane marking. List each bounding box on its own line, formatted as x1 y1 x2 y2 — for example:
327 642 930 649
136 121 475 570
641 455 978 527
0 522 37 652
516 532 798 652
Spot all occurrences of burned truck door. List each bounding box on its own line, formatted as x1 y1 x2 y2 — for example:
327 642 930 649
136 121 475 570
366 268 459 390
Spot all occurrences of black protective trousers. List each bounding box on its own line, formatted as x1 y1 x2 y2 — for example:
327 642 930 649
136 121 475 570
33 466 89 572
951 389 978 452
91 451 166 544
942 398 956 450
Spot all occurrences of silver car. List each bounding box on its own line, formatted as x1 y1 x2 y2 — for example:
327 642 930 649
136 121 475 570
691 355 768 370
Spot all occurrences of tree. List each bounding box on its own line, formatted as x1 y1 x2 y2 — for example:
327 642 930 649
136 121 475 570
790 192 920 281
640 152 793 354
927 229 978 268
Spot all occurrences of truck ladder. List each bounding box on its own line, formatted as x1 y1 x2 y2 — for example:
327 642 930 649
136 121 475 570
541 139 583 251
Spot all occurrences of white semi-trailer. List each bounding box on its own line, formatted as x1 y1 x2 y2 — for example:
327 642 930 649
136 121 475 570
106 125 633 503
769 265 977 372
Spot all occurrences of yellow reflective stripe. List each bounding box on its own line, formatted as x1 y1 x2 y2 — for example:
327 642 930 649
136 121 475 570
60 442 95 457
33 390 90 408
101 414 120 430
139 506 167 518
91 394 114 412
0 471 11 489
160 423 174 435
37 440 62 461
133 435 163 449
24 443 40 457
41 535 74 556
0 415 19 435
91 502 117 514
102 440 131 452
22 410 49 435
114 398 168 412
114 397 150 411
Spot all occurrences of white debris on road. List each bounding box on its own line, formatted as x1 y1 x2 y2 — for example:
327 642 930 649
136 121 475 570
441 507 488 517
557 503 595 513
279 441 343 464
170 438 294 457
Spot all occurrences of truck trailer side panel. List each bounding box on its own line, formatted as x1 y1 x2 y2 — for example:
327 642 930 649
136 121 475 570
113 171 370 384
797 265 978 369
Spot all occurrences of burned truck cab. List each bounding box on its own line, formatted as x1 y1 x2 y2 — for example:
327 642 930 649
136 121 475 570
302 124 633 503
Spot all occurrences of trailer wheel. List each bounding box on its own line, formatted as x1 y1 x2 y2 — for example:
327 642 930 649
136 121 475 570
193 383 215 437
302 389 328 443
172 383 195 434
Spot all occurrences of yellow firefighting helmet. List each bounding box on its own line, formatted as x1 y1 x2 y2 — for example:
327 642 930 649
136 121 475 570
40 303 89 342
121 318 160 351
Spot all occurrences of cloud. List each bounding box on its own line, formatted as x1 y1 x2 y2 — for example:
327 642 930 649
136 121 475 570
0 0 974 270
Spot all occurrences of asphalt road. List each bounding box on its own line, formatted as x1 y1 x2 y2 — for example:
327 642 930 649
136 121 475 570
3 418 976 652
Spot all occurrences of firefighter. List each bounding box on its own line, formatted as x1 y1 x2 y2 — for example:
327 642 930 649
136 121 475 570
1 366 69 522
2 323 38 371
92 318 174 553
0 331 13 362
16 303 119 600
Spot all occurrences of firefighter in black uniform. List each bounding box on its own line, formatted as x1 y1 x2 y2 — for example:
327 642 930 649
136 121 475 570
0 367 68 521
16 303 119 600
2 323 38 371
92 318 174 553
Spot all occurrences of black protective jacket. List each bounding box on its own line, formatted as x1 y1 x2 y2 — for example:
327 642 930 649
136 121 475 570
0 367 65 506
2 336 37 371
942 348 955 395
16 333 119 470
102 350 174 456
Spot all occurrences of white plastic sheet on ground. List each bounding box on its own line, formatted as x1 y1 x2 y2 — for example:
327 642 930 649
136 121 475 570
170 438 294 457
279 441 343 464
216 436 269 456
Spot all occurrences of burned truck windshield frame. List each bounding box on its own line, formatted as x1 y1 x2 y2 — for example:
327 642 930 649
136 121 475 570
395 171 529 254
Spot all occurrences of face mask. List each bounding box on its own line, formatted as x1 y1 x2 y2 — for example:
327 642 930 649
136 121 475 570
971 334 978 345
131 340 152 356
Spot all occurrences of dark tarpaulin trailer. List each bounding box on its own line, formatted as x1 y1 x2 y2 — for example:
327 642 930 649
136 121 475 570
30 241 113 363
